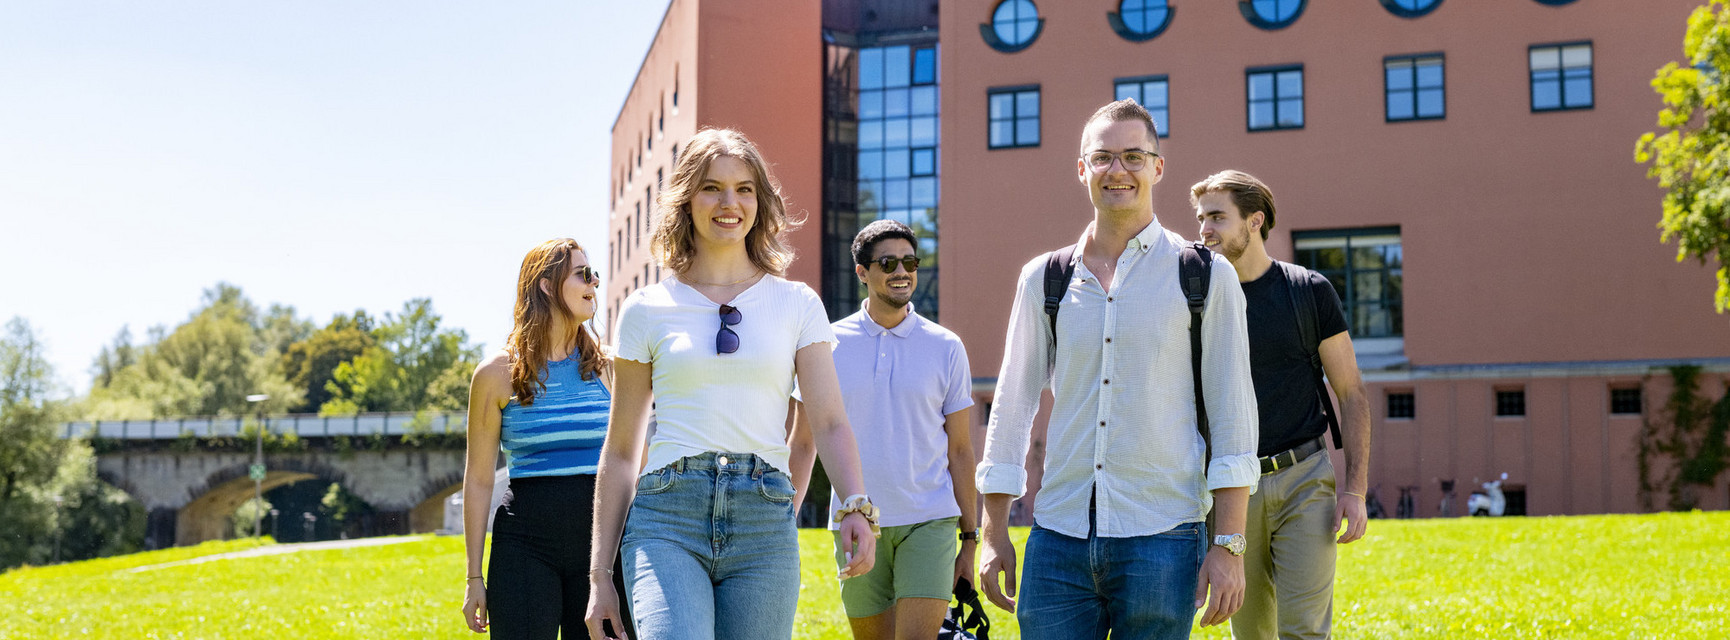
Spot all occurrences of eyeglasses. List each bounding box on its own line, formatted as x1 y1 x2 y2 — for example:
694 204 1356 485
716 304 742 354
867 255 921 274
1082 149 1158 172
575 265 602 286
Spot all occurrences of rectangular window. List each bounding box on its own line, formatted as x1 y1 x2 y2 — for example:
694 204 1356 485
1496 389 1527 418
1386 54 1444 121
1113 75 1170 137
1293 227 1403 338
1531 42 1593 111
913 47 937 85
1610 386 1643 415
1387 391 1415 419
988 86 1041 149
1247 65 1303 131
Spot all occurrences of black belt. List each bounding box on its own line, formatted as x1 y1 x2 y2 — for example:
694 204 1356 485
1260 437 1325 475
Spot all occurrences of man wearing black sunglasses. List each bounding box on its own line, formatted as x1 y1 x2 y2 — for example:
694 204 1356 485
790 219 979 640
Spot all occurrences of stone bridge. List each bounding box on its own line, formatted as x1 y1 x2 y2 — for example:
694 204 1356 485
66 412 472 548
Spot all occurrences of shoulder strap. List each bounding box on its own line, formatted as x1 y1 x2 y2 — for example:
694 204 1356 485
1278 261 1343 450
1177 243 1213 470
1043 244 1079 339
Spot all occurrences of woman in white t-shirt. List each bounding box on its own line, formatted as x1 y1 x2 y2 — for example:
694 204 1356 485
584 128 879 640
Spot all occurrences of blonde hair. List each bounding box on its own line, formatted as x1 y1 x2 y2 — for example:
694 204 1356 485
649 128 801 276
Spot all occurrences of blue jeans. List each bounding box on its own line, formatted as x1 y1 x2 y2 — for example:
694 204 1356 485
1017 518 1207 640
621 452 800 640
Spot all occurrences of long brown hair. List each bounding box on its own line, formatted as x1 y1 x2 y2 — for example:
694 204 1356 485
507 238 607 405
650 128 802 276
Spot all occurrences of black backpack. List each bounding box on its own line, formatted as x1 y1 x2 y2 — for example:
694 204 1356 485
1040 246 1343 465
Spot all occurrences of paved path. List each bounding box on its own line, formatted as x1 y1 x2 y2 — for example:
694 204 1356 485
126 536 423 573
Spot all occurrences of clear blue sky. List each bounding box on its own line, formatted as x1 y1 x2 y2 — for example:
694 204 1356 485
0 2 669 394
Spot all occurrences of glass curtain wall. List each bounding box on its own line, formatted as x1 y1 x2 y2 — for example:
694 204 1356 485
823 22 940 321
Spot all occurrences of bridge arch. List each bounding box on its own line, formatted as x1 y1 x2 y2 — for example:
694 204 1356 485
176 459 354 546
410 470 466 534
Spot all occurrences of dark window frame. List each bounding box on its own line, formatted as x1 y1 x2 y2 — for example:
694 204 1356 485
1385 53 1446 123
1109 0 1175 42
987 84 1042 149
1529 40 1594 113
981 0 1045 54
1609 386 1644 415
1531 0 1576 5
1246 64 1305 132
1114 74 1171 138
1292 226 1404 339
1387 391 1416 420
1495 388 1527 418
1238 0 1306 30
1380 0 1444 19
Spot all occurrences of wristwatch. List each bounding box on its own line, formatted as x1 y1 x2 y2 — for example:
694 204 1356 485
959 529 979 542
1213 533 1247 557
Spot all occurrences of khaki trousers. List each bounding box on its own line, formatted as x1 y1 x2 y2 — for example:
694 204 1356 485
1230 447 1336 640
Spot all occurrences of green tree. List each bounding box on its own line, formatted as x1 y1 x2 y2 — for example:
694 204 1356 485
282 311 375 413
232 497 273 538
0 318 65 503
321 299 480 414
81 283 301 419
89 326 137 390
1636 0 1730 312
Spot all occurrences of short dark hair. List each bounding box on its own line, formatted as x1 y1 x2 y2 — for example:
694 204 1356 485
1081 99 1161 152
1190 170 1276 241
852 219 918 266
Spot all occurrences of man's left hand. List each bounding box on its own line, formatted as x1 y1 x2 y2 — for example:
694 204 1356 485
953 540 977 589
1335 492 1368 544
1193 547 1244 627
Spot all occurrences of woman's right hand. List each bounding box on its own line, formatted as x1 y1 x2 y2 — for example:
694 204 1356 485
462 578 488 633
584 575 630 640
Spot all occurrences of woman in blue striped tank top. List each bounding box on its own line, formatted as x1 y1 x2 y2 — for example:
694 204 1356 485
461 238 631 639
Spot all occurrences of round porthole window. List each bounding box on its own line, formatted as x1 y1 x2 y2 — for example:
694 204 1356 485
982 0 1043 53
1381 0 1443 18
1111 0 1174 42
1239 0 1305 30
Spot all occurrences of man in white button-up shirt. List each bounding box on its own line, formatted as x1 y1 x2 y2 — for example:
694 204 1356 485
975 100 1260 640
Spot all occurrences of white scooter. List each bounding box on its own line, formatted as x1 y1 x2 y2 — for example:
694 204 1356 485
1467 473 1508 517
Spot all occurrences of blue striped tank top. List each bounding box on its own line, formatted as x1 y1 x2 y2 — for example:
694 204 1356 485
499 358 609 477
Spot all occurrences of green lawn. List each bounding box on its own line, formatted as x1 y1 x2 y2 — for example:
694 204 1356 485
4 512 1726 639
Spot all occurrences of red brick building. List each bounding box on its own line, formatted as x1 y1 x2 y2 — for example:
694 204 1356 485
609 0 1730 520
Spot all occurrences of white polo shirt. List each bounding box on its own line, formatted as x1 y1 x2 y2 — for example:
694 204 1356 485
820 303 973 529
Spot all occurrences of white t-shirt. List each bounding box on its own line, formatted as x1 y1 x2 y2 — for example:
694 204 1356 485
614 274 836 476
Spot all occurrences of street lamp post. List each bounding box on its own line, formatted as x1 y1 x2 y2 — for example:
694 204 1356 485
246 394 269 539
52 495 63 564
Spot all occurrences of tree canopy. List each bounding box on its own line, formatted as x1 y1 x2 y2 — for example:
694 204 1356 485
1637 0 1730 313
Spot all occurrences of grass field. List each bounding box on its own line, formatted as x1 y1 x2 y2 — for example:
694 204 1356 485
4 511 1726 639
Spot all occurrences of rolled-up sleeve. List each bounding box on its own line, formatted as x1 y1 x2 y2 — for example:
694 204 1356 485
1199 258 1260 492
976 258 1052 499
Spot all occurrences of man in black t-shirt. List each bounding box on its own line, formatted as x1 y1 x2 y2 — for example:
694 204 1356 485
1192 170 1372 640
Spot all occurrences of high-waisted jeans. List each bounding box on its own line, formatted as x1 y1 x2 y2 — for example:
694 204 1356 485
621 452 801 640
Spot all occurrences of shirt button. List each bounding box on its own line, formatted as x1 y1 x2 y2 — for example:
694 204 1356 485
1099 420 1105 426
1096 464 1103 470
1103 379 1110 385
1107 296 1114 302
1105 337 1112 343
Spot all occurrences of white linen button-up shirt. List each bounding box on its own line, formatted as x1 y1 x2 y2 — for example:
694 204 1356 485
977 219 1259 539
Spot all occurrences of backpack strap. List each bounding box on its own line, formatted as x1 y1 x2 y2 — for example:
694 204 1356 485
1042 244 1079 339
1277 261 1343 450
1177 243 1213 471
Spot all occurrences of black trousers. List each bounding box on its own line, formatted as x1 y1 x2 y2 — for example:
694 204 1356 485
487 474 632 639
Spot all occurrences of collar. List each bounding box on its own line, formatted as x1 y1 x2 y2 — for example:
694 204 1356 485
1073 216 1168 262
860 301 919 338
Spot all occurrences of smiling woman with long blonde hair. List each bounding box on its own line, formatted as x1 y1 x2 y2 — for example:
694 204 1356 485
460 238 629 639
584 128 879 640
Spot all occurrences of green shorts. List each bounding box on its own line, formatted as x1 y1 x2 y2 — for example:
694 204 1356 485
833 516 960 618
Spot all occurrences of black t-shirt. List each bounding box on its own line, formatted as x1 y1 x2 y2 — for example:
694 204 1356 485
1241 262 1349 457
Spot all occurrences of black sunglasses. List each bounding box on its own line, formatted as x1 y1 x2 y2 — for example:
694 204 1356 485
575 265 601 286
866 255 921 274
717 304 742 354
